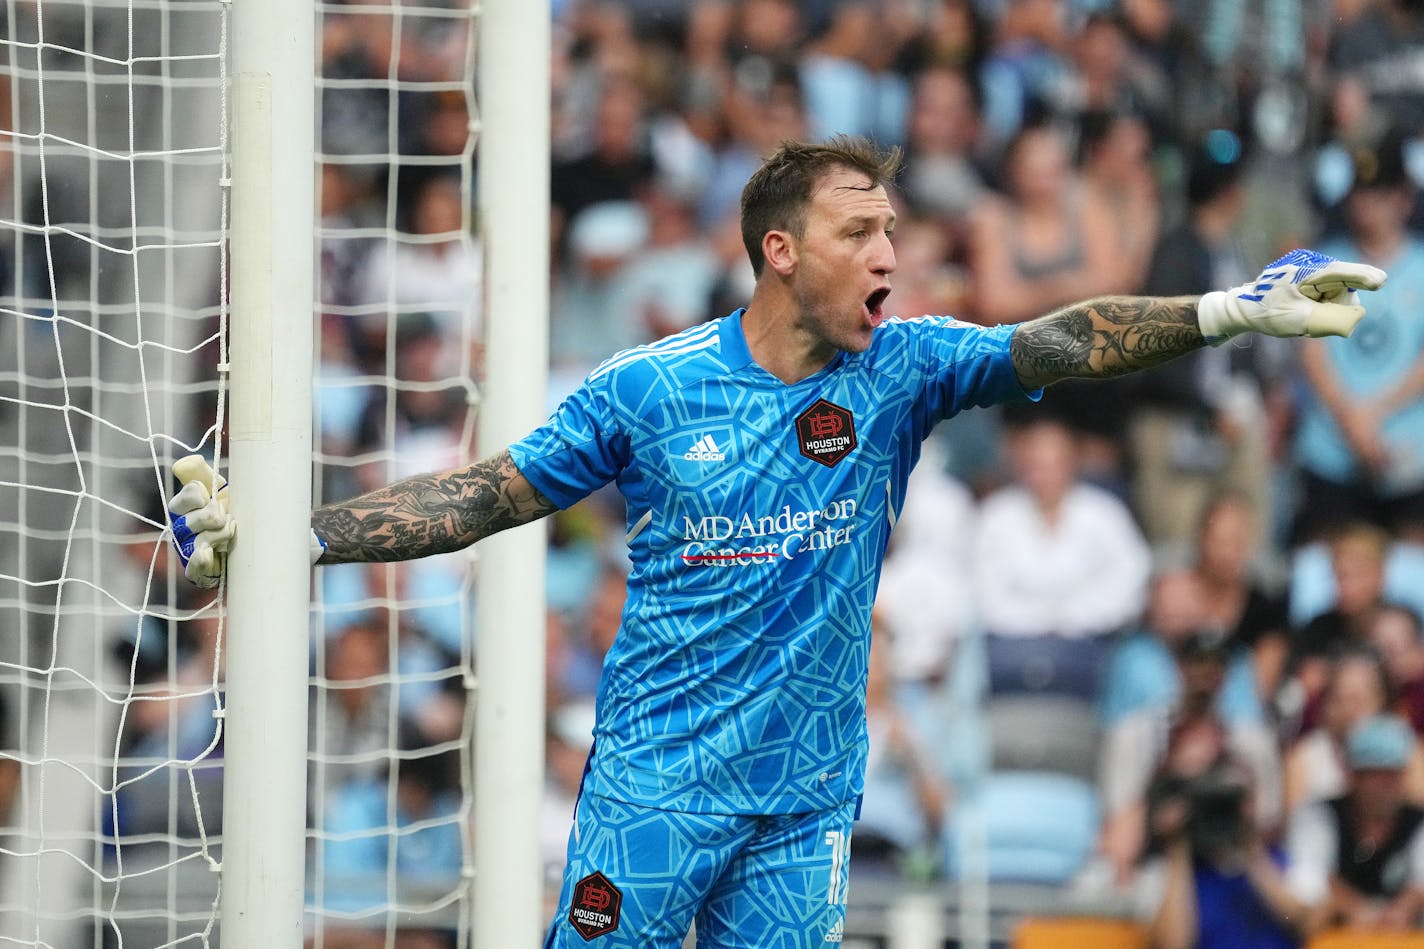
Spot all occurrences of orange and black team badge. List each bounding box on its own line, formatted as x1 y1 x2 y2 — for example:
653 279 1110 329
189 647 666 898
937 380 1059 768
796 399 857 468
569 870 622 940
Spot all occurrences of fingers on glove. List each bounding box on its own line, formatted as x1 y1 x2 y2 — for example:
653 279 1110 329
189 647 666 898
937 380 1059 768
1305 301 1367 338
199 518 237 553
1300 260 1388 297
183 548 223 589
175 502 229 536
168 480 212 517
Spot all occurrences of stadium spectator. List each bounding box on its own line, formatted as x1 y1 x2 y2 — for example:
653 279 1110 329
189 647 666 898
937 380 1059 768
972 417 1152 697
1312 74 1396 237
1328 0 1424 133
799 0 913 148
611 178 721 339
311 620 393 805
975 0 1071 150
969 122 1127 326
1098 570 1264 729
1368 604 1424 735
1282 647 1424 815
896 0 986 75
1188 492 1291 703
1293 129 1424 544
1054 14 1170 145
1129 132 1281 548
552 200 656 372
111 609 226 852
698 59 807 231
1140 757 1318 949
1286 714 1424 931
316 745 464 946
899 65 987 222
352 173 483 349
1099 628 1283 883
876 440 977 689
550 74 656 256
1078 108 1160 293
1290 523 1392 718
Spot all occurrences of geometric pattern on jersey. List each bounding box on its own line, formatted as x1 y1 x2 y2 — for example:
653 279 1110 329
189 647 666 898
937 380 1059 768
511 309 1033 814
542 793 855 948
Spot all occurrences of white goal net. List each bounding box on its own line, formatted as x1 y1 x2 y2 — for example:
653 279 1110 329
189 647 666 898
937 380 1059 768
0 0 486 944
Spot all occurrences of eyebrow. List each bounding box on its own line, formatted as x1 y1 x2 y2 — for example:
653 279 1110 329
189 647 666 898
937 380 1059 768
845 214 896 230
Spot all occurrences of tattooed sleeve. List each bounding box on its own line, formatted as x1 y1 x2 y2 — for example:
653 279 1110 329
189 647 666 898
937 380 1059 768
1009 295 1206 389
311 449 558 564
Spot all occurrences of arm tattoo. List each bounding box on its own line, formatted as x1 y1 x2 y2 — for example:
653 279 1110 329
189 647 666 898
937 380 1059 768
1010 295 1205 389
311 449 558 564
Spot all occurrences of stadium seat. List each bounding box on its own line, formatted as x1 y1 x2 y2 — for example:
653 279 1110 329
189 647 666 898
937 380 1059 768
1011 917 1148 949
1307 932 1424 949
984 694 1100 781
944 771 1100 884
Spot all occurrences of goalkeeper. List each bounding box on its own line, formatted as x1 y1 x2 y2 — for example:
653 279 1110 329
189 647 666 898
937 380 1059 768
170 136 1384 947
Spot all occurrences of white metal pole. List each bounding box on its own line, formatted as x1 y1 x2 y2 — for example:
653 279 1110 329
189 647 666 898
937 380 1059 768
223 0 315 942
474 0 551 944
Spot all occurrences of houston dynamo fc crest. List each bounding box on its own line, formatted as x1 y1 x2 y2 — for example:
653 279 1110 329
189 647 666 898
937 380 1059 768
796 399 857 468
569 871 622 940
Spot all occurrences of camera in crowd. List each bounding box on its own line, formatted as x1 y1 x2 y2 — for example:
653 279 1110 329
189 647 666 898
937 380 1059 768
1149 758 1253 860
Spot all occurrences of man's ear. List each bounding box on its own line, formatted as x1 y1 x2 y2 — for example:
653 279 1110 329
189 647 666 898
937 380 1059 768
763 230 797 276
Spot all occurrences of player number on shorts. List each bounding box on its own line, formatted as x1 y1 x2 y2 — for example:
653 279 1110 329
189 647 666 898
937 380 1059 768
824 830 848 905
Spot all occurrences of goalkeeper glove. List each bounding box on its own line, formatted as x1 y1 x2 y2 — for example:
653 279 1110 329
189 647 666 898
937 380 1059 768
1196 249 1387 345
168 455 235 589
168 455 327 588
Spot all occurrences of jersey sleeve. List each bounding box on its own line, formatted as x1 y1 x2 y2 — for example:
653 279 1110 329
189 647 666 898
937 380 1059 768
507 372 630 509
910 319 1041 422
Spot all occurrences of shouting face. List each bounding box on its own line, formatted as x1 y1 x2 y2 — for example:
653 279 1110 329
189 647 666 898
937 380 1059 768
782 166 897 356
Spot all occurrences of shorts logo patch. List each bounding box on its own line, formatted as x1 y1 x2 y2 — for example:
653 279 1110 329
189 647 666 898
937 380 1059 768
569 870 622 940
796 400 857 468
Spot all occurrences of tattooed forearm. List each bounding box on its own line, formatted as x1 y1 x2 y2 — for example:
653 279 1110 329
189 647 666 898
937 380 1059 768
1010 295 1206 388
311 449 558 564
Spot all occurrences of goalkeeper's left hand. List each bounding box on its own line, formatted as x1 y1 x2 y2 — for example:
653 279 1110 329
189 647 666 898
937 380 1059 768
1196 249 1387 345
168 456 235 589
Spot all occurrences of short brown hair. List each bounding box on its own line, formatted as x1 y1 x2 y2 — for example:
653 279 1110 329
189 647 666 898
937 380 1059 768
739 135 902 278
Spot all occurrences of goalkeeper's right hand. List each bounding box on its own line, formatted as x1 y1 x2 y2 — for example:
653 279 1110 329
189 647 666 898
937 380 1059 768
1196 249 1387 345
168 455 235 589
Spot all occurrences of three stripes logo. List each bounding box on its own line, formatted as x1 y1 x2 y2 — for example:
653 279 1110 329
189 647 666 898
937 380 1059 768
683 434 726 462
824 919 844 943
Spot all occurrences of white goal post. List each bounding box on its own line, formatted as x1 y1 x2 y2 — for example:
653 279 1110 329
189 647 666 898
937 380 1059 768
473 0 551 945
222 0 314 941
0 0 549 944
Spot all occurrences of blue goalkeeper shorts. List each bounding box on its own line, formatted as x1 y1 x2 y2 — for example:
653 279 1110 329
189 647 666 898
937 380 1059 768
543 792 855 947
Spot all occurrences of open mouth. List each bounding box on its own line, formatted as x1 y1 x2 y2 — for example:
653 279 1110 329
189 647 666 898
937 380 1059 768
865 287 890 322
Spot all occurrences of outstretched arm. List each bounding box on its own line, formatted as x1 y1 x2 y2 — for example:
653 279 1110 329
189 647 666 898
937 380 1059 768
312 449 558 565
1010 295 1203 389
1010 250 1388 389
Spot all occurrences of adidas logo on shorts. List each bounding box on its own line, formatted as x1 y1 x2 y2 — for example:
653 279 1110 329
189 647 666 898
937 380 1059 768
683 434 726 462
824 919 844 943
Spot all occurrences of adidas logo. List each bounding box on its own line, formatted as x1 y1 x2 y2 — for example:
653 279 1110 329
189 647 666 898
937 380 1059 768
683 435 726 462
824 919 843 943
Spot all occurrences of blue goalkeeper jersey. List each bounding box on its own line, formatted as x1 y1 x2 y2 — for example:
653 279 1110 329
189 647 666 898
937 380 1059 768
510 309 1033 814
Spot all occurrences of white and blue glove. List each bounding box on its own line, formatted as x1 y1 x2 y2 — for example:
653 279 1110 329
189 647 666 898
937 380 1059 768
167 454 328 588
1197 249 1387 345
168 455 235 589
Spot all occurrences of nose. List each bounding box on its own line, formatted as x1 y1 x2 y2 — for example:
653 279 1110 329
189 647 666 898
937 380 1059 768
871 231 896 275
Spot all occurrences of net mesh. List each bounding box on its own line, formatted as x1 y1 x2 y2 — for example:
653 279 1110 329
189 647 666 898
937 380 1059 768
308 1 478 943
0 0 480 944
0 0 228 945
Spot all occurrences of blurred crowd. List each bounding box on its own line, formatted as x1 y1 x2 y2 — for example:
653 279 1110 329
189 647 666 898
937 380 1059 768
76 0 1424 942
